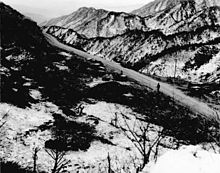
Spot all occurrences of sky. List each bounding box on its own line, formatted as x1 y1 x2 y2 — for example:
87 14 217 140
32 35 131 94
2 0 154 18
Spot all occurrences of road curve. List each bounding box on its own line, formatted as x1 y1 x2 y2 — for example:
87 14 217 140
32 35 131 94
44 32 220 123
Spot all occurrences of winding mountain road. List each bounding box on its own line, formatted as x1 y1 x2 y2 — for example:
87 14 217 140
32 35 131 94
44 32 220 123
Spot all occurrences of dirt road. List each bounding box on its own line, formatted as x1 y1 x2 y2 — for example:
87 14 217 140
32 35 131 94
44 33 220 123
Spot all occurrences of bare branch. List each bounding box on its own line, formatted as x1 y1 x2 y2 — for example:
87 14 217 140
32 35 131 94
0 121 6 129
119 112 171 168
45 149 56 160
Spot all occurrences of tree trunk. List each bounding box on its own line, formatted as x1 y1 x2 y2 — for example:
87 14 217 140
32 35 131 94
52 153 58 173
107 153 111 173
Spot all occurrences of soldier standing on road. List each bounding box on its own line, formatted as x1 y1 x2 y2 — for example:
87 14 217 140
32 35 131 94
157 83 160 93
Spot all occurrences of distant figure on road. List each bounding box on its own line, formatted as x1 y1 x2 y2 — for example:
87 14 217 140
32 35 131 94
157 83 160 93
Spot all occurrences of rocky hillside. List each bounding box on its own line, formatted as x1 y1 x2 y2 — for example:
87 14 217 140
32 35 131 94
46 22 220 83
143 0 220 34
131 0 220 17
42 7 148 38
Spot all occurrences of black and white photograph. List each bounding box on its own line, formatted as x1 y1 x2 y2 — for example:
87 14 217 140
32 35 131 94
0 0 220 172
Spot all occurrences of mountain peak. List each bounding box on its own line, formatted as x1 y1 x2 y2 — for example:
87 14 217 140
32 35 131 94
77 6 106 13
78 6 96 11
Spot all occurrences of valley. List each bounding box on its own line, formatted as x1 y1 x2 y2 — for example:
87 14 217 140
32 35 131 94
45 32 220 120
1 0 220 173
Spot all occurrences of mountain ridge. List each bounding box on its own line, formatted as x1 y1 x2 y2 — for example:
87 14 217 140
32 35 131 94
41 6 149 38
131 0 220 17
42 1 220 37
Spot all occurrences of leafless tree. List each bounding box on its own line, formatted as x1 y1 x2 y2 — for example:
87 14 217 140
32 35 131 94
107 152 113 173
119 113 171 169
0 111 9 142
0 121 6 129
45 140 70 173
33 146 40 173
111 112 119 127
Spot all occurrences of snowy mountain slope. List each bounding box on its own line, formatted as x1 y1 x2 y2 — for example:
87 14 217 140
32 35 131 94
42 7 148 38
144 3 220 34
46 24 220 74
46 25 87 48
41 0 220 37
141 44 220 83
44 0 220 85
131 0 220 17
41 7 108 28
42 1 220 36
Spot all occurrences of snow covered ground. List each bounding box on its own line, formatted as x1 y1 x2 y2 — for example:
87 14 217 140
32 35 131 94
0 103 54 171
0 100 179 172
143 145 220 173
1 94 220 172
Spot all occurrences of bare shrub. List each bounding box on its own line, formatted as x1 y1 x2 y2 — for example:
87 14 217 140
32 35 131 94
119 113 176 169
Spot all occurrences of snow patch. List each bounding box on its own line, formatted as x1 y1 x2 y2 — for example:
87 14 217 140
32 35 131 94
59 51 72 57
29 89 42 100
191 53 220 82
86 78 106 87
144 145 220 173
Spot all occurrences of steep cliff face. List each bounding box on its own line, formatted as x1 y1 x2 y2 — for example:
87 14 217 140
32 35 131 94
131 0 220 17
42 7 148 38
